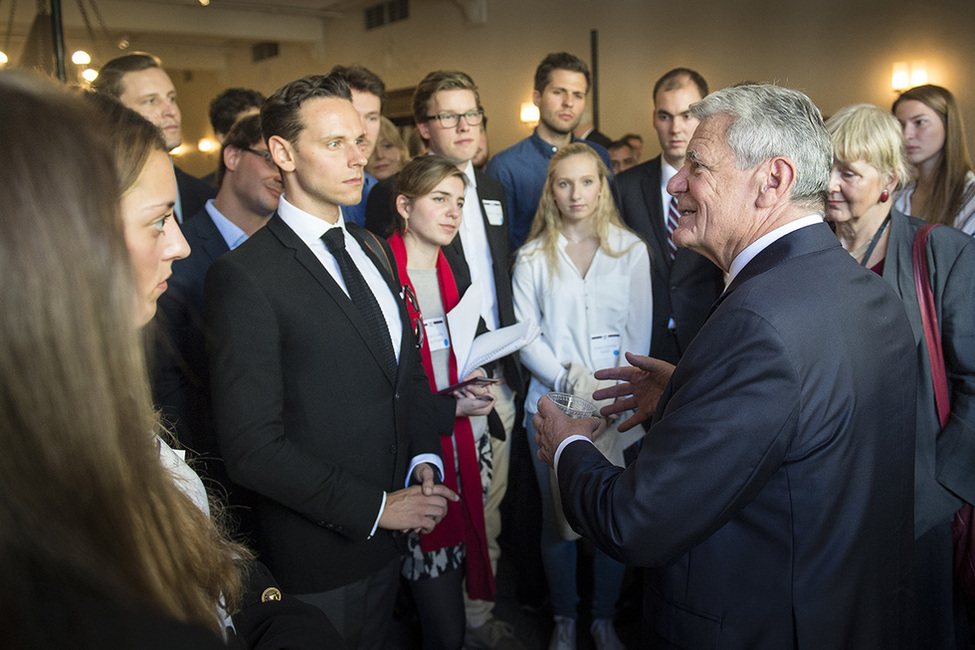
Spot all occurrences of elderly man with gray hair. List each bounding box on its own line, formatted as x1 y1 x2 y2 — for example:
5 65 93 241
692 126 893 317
533 84 917 648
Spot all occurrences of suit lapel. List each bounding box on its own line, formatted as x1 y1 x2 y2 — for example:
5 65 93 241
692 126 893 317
473 170 507 258
193 213 231 263
882 212 923 347
268 215 398 385
640 159 672 273
346 224 409 384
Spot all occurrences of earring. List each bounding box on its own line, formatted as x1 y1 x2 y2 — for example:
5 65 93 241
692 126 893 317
880 189 890 203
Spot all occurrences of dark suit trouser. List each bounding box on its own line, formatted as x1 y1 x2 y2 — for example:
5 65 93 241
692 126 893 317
294 557 399 650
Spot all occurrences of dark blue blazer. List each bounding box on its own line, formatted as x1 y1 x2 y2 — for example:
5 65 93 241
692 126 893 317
175 166 216 224
558 223 917 648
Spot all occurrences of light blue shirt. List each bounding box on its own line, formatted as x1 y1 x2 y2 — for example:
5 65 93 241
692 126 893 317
204 199 248 250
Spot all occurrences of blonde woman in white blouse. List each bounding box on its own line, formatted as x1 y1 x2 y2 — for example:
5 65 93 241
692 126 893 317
513 143 652 650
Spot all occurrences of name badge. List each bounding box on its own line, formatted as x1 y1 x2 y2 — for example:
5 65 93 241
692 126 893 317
590 332 621 370
424 317 451 351
482 199 504 226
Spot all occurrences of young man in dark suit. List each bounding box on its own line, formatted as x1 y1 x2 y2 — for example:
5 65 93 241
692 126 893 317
534 84 917 648
205 74 456 650
613 68 724 365
364 70 526 650
94 52 215 224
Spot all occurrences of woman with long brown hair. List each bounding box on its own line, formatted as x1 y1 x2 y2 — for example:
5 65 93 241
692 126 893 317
893 84 975 234
85 89 344 648
0 72 242 648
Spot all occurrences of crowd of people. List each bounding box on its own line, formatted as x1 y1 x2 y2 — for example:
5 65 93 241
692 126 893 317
2 44 975 650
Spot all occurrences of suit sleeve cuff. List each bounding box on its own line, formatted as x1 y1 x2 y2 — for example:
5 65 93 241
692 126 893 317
407 454 444 487
554 435 594 475
368 491 387 539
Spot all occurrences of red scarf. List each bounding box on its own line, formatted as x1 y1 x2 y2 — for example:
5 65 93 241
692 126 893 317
388 233 495 601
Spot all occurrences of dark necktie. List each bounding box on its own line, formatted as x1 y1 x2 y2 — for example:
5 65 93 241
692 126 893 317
321 227 397 377
666 196 680 260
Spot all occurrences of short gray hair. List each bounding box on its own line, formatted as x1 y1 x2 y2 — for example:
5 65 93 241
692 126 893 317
690 84 832 211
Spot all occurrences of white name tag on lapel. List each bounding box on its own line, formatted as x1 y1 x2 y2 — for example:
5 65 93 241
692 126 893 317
424 317 451 351
482 200 504 226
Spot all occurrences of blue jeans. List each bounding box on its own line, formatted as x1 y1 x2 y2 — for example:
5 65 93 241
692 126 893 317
526 416 625 620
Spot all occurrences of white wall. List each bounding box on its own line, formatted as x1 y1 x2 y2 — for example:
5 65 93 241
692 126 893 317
9 0 972 174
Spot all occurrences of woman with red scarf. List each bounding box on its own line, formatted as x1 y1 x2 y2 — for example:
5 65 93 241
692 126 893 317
388 155 497 650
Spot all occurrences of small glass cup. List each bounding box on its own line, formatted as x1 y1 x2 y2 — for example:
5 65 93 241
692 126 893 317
546 391 597 418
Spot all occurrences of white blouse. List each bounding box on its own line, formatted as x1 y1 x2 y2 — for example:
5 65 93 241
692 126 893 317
513 225 653 415
157 437 234 636
157 437 210 517
894 171 975 235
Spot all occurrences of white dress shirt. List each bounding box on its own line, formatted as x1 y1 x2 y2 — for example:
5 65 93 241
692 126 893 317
459 161 500 331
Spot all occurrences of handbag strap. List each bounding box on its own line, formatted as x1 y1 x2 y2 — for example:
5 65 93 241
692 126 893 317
912 223 950 429
348 223 396 282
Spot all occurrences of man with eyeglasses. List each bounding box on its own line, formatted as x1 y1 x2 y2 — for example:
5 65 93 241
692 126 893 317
366 70 525 650
487 52 613 249
151 114 282 540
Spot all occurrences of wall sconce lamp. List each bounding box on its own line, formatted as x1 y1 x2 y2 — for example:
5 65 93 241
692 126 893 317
520 102 539 124
892 61 928 93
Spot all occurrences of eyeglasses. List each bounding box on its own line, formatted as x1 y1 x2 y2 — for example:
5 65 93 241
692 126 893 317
423 109 484 129
402 284 425 348
243 147 275 168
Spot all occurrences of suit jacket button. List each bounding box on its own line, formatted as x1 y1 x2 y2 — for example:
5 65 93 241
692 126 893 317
394 392 400 400
389 444 398 454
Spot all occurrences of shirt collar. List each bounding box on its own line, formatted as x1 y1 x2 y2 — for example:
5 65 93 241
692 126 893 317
530 128 585 158
727 214 824 284
204 199 248 250
661 159 680 189
277 194 347 242
460 159 477 186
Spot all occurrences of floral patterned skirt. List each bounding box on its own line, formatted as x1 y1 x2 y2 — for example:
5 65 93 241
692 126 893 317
401 427 493 580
